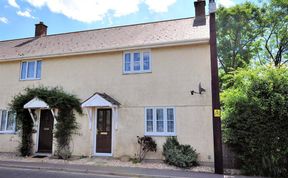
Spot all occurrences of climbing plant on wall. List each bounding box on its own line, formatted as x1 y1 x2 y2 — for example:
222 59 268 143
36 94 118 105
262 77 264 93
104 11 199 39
10 87 82 159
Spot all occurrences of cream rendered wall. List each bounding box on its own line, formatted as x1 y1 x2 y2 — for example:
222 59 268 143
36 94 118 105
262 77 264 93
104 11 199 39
0 44 214 163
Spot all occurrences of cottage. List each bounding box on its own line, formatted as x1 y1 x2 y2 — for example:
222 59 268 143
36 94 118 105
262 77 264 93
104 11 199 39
0 0 215 165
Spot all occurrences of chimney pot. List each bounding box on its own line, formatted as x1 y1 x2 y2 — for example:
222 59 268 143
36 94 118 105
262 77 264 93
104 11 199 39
35 22 47 37
193 0 206 26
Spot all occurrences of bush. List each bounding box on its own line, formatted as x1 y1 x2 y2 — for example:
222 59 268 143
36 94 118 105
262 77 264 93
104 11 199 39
222 66 288 177
10 87 82 158
163 137 198 168
134 136 157 162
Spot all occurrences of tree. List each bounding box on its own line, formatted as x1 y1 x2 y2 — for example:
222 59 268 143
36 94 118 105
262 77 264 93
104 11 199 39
221 66 288 177
216 2 263 74
258 0 288 66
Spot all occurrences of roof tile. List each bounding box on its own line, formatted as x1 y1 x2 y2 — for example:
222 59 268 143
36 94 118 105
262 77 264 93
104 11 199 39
0 17 209 61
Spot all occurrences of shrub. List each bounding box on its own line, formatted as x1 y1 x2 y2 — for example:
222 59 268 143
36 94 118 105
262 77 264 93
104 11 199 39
10 86 82 159
134 136 157 162
222 66 288 177
163 137 198 168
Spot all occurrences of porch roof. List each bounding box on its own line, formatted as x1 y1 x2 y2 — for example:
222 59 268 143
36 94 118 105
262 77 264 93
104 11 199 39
23 97 50 109
81 93 120 108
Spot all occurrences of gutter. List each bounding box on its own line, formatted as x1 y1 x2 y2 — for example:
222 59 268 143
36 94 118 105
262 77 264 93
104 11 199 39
0 38 209 62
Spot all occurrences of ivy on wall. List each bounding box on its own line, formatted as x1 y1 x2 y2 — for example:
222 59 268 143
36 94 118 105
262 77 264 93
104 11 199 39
10 87 82 159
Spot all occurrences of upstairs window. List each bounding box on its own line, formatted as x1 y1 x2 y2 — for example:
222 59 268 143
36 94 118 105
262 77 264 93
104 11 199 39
20 60 42 80
123 50 151 74
0 110 16 134
145 107 176 136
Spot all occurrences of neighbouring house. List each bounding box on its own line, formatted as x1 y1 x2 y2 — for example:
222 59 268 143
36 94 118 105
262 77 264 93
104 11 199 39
0 0 214 165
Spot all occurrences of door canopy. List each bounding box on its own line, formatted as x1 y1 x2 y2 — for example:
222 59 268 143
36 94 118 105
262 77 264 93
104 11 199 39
81 93 120 130
24 97 49 109
23 97 56 125
81 93 120 108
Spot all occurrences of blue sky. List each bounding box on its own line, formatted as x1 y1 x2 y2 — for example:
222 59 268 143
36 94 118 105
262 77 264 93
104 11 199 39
0 0 261 41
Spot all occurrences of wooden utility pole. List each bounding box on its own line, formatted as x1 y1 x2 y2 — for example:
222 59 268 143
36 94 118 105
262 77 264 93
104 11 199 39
209 0 224 174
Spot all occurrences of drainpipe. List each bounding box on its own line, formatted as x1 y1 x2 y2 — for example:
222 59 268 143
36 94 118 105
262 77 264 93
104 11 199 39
209 0 224 174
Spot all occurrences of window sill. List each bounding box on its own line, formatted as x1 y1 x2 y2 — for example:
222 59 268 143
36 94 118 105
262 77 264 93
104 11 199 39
20 78 41 81
123 70 152 75
0 131 16 134
144 133 176 137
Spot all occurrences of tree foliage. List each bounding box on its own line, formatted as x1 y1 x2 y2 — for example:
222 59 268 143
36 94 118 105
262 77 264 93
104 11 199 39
221 66 288 177
258 0 288 66
10 87 82 159
216 2 263 74
217 0 288 74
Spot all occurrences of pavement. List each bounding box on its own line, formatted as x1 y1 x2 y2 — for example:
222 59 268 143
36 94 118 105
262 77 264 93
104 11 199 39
0 160 263 178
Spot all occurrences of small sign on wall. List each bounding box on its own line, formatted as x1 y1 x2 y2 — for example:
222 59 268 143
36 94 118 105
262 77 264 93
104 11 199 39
214 109 221 118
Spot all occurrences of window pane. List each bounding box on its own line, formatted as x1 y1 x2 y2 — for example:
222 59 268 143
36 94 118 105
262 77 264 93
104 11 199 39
21 62 27 79
167 121 174 132
167 108 174 132
156 109 164 132
167 109 174 121
36 61 42 79
6 112 15 131
27 61 35 78
124 53 131 71
1 110 7 131
133 52 140 71
143 52 150 70
146 109 153 132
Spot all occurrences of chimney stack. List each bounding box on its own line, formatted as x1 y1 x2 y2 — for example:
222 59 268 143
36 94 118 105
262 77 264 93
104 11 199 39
193 0 206 26
35 22 47 37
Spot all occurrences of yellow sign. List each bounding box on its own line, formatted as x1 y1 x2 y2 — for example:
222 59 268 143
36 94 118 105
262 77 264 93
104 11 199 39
214 109 221 117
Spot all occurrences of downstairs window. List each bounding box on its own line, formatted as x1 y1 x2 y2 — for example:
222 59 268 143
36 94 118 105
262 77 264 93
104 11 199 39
145 107 176 136
0 110 16 134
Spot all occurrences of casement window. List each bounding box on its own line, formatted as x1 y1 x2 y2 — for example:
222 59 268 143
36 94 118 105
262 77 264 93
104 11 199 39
20 60 42 80
145 107 176 136
0 110 16 134
123 50 151 74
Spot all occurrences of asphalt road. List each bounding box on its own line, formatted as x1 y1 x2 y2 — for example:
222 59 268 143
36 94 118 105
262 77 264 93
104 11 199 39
0 167 127 178
0 161 262 178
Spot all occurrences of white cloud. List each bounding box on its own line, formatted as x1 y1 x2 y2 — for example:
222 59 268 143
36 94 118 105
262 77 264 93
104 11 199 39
24 0 177 23
25 0 47 8
144 0 176 13
17 9 35 19
0 17 9 24
8 0 20 9
217 0 235 8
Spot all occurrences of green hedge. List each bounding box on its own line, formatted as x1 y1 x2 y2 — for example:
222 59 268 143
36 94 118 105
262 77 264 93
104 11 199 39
222 66 288 177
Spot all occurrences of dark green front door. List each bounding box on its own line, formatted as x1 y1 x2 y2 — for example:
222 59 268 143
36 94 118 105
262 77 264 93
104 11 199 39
38 110 54 153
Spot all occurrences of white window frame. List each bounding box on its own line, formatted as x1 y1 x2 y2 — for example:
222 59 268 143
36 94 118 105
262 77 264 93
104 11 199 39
123 50 152 74
20 60 42 80
144 107 176 136
0 110 16 134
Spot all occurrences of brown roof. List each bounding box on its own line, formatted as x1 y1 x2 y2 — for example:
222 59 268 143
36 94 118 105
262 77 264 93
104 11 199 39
0 17 209 61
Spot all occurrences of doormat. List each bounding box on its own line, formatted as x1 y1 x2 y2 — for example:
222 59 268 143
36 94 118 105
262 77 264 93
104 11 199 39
32 155 47 158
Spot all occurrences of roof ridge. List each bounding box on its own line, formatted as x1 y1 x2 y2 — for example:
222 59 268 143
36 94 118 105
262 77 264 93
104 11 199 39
42 16 196 38
0 16 197 43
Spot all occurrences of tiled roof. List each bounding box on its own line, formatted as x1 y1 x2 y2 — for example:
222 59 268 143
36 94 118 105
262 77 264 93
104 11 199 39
81 92 120 106
0 17 209 61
